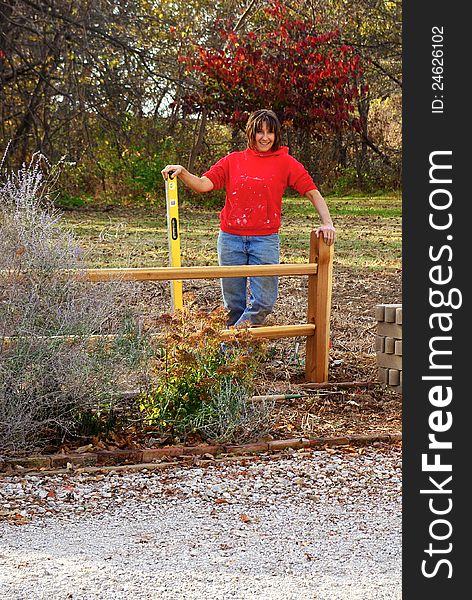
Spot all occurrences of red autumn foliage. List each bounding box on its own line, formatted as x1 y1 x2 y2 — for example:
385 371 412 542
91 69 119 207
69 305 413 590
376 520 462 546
179 2 364 136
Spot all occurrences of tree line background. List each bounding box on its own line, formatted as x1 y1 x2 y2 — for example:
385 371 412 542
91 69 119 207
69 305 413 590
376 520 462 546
0 0 401 206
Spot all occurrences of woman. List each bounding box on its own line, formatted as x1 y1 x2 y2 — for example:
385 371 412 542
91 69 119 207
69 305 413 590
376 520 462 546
161 109 335 327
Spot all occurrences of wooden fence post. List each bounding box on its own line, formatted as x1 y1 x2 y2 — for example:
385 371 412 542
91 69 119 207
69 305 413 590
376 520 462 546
305 233 334 383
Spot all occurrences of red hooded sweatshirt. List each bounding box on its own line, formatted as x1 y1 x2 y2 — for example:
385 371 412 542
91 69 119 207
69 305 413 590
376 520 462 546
202 146 317 236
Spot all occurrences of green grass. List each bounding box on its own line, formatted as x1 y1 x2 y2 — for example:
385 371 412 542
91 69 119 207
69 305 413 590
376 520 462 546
282 193 402 217
60 192 402 272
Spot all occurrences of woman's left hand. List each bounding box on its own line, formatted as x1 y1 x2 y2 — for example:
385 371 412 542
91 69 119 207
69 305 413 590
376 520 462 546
315 224 336 245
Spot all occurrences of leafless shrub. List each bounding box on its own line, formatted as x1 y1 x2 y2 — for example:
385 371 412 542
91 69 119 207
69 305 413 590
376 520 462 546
0 154 151 452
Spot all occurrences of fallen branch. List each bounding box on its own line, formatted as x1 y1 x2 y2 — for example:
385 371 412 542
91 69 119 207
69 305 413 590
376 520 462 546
251 394 305 402
296 380 377 390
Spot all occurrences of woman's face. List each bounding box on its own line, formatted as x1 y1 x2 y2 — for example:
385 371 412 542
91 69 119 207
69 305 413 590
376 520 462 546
254 122 275 152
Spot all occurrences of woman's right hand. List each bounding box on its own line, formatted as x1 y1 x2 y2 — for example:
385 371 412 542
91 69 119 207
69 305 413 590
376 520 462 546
161 164 214 193
161 164 186 180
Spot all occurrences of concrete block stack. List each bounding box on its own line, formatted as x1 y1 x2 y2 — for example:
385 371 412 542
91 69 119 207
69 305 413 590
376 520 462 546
375 304 402 393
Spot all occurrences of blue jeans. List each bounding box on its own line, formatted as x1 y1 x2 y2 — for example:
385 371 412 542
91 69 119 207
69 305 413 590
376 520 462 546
217 231 280 326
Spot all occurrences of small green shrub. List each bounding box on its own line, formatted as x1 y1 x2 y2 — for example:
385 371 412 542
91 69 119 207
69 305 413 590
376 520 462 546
138 303 273 443
329 165 400 197
184 377 275 444
56 127 178 206
55 192 91 209
123 147 169 195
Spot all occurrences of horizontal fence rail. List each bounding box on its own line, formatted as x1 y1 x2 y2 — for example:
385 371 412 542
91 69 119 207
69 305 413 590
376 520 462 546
220 324 316 340
83 263 318 282
2 324 316 347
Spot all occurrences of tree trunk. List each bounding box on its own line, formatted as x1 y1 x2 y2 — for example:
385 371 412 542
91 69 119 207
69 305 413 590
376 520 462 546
187 109 207 173
10 31 63 163
1 0 17 166
356 94 370 187
333 130 347 168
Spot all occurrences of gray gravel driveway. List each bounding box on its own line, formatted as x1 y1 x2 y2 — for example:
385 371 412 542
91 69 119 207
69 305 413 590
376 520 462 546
0 447 402 600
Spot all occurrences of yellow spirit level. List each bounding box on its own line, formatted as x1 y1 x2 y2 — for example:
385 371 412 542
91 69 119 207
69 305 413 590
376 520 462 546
165 174 183 311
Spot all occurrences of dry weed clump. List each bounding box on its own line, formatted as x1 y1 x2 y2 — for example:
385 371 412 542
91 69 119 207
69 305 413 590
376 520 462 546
0 154 151 452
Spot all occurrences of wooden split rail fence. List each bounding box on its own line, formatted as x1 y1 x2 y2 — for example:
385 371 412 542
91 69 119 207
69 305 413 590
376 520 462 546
2 233 334 382
84 231 334 383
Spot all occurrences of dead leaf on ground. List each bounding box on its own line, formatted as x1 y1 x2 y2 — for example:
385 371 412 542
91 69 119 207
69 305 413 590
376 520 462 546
76 444 94 453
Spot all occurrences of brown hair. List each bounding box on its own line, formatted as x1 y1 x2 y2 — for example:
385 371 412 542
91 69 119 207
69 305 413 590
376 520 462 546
245 109 282 152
